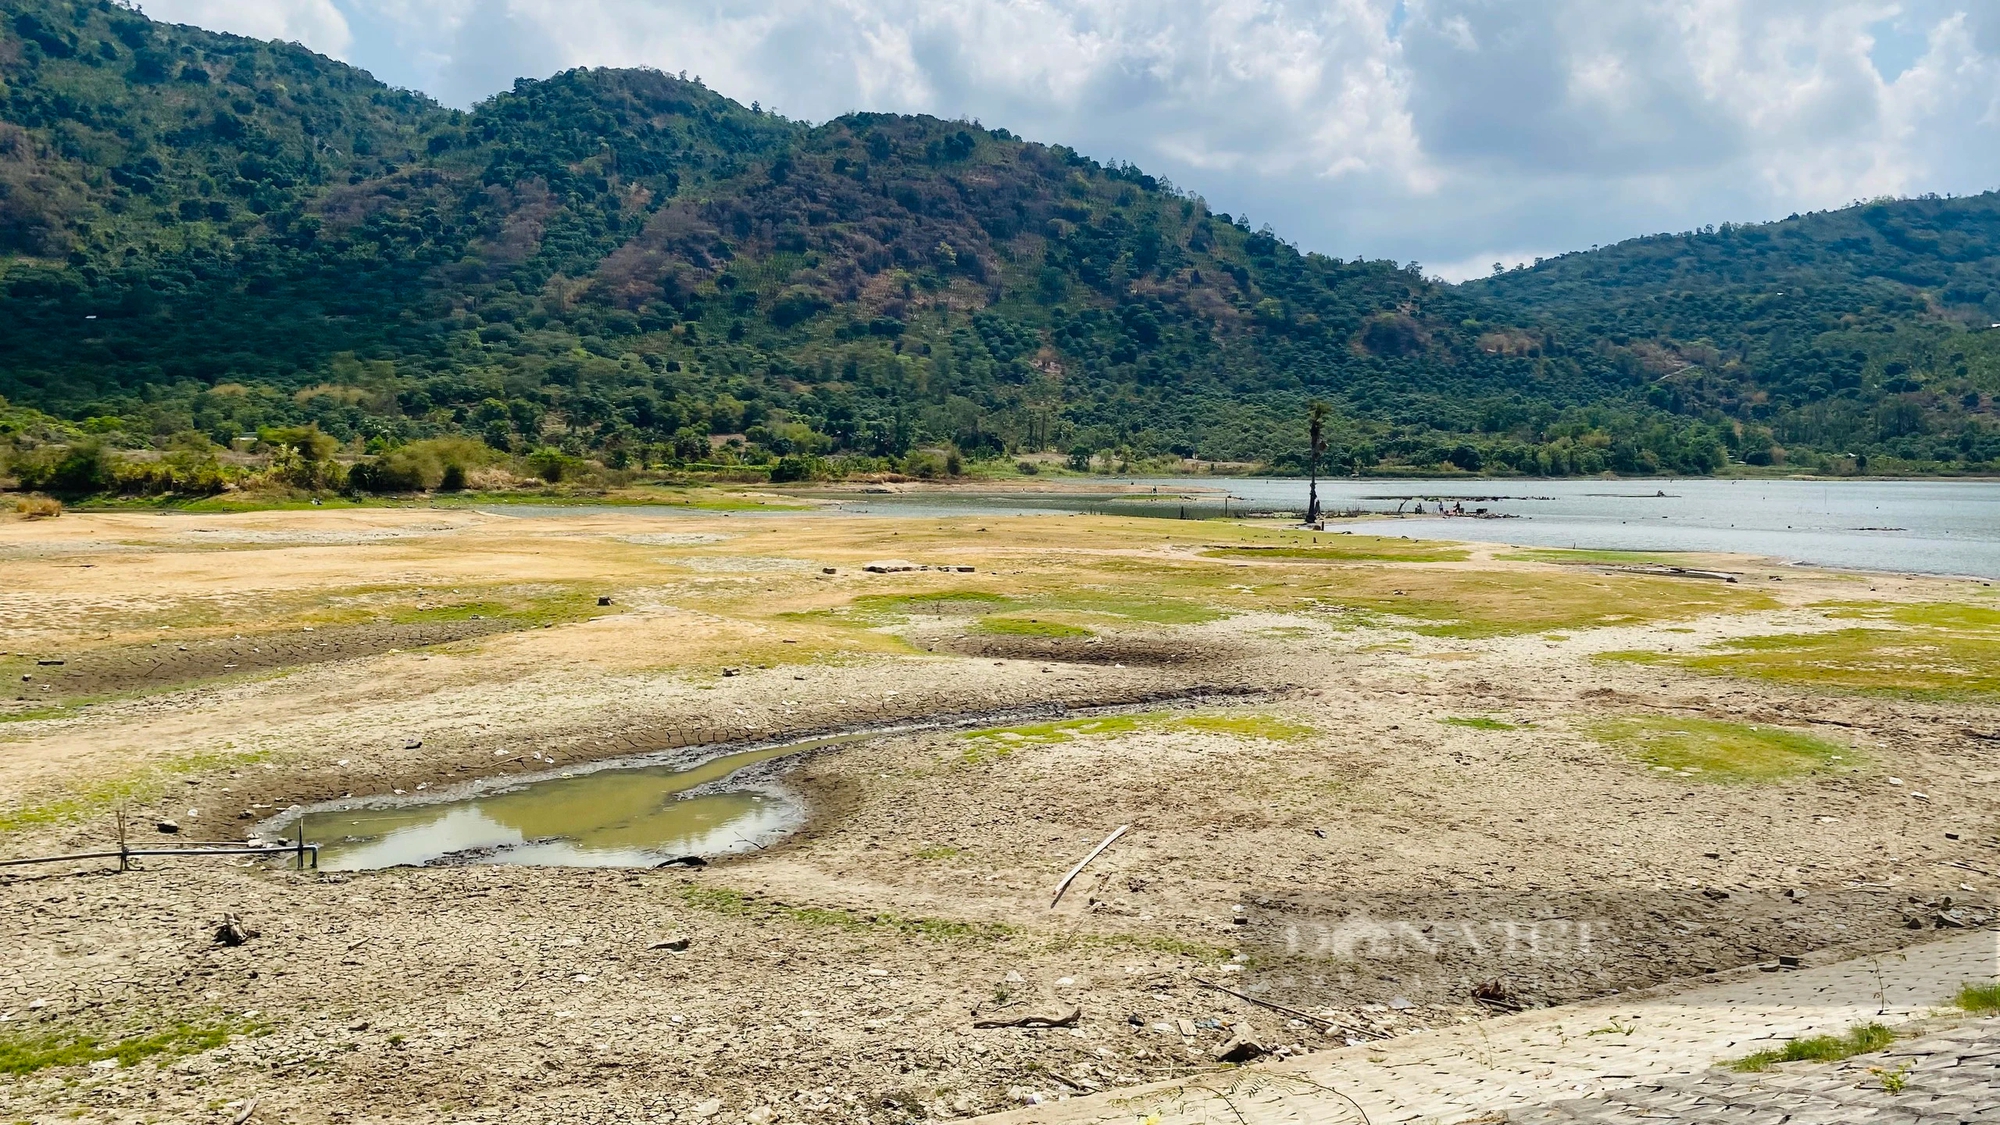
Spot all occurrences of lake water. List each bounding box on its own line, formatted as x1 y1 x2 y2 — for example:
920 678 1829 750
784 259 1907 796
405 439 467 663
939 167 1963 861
793 478 2000 580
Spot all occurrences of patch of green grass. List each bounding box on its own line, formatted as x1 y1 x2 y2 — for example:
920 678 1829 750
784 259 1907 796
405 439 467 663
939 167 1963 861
1203 542 1469 563
1442 716 1520 731
1600 606 2000 700
1029 590 1225 626
0 700 90 724
1955 981 2000 1014
1730 1023 1896 1071
975 616 1094 638
0 747 272 834
1327 569 1774 639
641 489 812 511
961 714 1148 747
678 886 1014 942
1173 713 1314 740
959 710 1313 749
380 587 620 629
846 591 1015 623
0 1018 264 1075
1587 716 1850 781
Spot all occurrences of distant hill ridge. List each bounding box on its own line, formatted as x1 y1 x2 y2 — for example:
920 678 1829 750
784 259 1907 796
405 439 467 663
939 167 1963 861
3 0 2000 479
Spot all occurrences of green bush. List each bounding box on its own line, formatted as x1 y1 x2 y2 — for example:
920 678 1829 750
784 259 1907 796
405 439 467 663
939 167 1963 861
769 454 827 482
350 437 499 493
12 441 114 497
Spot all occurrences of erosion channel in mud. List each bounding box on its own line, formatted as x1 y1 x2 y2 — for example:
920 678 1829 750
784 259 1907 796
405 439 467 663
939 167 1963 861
280 742 812 870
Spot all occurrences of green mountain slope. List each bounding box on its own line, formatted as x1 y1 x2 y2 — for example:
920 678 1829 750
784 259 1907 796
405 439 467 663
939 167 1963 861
1 0 1996 487
1470 196 2000 467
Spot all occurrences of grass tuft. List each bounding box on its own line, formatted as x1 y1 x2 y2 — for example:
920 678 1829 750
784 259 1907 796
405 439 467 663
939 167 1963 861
975 616 1093 638
1587 716 1849 781
1598 602 2000 701
1955 981 2000 1014
960 710 1313 749
0 1018 264 1075
1442 716 1520 731
1730 1023 1896 1072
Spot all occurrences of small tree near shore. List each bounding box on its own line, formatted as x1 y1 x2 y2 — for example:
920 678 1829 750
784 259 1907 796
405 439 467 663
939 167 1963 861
1305 400 1329 524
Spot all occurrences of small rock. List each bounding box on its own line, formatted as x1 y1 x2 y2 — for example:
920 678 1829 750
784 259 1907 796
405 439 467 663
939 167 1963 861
156 820 181 835
693 1098 723 1119
1213 1023 1267 1063
650 936 691 952
598 596 613 606
721 667 741 677
213 913 257 946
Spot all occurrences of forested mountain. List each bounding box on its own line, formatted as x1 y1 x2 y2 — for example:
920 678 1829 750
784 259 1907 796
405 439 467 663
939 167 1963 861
1470 196 2000 468
2 0 1999 491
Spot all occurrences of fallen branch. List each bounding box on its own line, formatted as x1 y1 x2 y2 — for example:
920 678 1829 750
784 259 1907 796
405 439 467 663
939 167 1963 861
1050 824 1130 908
972 1005 1080 1029
1192 976 1384 1040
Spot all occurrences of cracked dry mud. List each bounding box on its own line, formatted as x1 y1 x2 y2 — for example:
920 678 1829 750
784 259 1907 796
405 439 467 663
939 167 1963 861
1 503 1997 1125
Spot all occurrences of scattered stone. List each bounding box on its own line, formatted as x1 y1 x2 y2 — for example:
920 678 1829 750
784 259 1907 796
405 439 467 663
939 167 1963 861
721 667 741 677
692 1098 723 1119
598 596 613 606
156 819 180 834
213 913 257 946
1213 1023 1267 1063
972 1005 1079 1029
650 936 692 951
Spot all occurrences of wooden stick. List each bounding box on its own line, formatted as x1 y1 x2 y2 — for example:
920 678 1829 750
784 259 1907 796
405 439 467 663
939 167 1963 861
1192 976 1384 1039
1050 824 1129 908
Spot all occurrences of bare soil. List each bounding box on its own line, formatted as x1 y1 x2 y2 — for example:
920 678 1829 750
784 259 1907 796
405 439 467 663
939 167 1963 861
1 504 1996 1125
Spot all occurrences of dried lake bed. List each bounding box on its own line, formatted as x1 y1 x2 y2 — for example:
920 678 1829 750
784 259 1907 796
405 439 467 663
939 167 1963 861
2 494 1997 1124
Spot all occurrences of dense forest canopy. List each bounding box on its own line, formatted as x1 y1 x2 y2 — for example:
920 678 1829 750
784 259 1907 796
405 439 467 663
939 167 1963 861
4 0 2000 490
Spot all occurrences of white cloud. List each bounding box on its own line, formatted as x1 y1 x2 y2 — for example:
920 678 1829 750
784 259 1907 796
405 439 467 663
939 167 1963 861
142 0 352 57
143 0 2000 267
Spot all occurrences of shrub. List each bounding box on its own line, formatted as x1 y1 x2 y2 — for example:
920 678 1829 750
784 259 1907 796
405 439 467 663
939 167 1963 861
14 495 60 518
769 454 828 483
13 441 114 497
525 447 578 483
350 438 499 493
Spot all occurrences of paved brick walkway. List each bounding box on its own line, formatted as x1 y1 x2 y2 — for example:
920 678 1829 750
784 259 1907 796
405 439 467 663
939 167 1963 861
1511 1019 2000 1124
975 930 2000 1125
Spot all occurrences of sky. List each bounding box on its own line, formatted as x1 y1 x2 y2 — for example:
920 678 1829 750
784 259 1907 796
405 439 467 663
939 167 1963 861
140 0 2000 280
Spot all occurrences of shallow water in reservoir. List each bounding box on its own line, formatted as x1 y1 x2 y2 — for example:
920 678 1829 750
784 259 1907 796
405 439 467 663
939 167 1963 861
294 744 804 871
485 478 2000 578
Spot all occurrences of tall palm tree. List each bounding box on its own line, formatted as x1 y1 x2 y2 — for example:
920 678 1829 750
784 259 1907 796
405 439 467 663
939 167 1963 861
1305 400 1329 525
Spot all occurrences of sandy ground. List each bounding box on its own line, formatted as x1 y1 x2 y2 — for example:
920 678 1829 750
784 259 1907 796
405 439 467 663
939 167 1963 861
1 500 1997 1124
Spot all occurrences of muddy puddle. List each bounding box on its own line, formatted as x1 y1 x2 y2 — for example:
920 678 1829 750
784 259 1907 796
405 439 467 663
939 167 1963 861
285 743 809 871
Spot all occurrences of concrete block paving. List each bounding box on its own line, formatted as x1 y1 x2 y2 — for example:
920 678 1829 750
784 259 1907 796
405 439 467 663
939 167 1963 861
977 930 2000 1125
